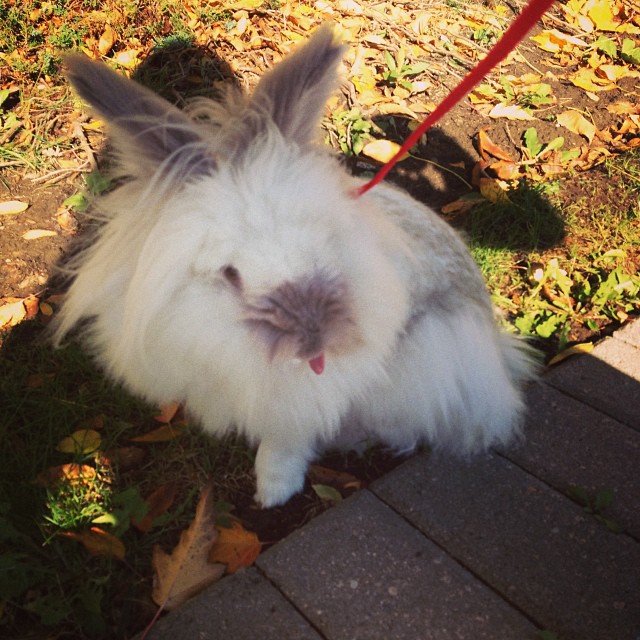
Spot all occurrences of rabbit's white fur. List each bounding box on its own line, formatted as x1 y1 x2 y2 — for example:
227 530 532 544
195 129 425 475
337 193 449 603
54 25 536 507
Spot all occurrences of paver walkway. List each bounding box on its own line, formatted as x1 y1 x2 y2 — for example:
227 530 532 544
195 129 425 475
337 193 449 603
146 320 640 640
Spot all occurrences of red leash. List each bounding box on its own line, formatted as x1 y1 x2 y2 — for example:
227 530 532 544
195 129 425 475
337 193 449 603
355 0 556 197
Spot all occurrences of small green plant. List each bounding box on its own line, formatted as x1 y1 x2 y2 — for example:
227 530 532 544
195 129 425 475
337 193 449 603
324 108 373 156
522 127 579 163
513 252 640 347
381 50 428 91
517 82 554 108
567 486 622 533
473 26 497 45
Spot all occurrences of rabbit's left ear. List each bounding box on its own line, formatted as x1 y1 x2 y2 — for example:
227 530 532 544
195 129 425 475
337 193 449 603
65 55 215 178
250 24 345 144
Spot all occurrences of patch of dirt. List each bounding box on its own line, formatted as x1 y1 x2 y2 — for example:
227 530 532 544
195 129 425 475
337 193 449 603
0 177 77 298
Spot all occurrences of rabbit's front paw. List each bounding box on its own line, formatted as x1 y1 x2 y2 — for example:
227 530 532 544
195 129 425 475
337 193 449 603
254 444 309 508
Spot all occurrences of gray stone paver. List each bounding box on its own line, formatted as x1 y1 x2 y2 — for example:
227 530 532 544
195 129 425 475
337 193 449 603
145 319 640 640
145 567 323 640
502 381 640 537
543 334 640 430
258 490 538 640
614 318 640 348
371 453 640 640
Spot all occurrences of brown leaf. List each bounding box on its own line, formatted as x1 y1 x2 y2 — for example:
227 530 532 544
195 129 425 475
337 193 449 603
152 482 225 610
208 520 261 574
62 527 126 560
154 402 182 424
130 424 187 443
308 464 362 495
490 160 526 181
133 483 177 532
34 463 97 487
477 128 514 162
102 446 146 471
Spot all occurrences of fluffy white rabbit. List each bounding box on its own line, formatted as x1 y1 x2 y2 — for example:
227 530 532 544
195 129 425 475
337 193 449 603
53 25 536 507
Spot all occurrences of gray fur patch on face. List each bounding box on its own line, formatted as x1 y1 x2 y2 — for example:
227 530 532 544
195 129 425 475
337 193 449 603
244 272 361 362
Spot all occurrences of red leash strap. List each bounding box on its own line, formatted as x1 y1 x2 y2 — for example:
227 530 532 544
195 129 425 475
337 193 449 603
355 0 556 197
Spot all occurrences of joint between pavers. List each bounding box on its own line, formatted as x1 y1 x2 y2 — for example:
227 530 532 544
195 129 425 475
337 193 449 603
254 562 331 640
367 481 547 634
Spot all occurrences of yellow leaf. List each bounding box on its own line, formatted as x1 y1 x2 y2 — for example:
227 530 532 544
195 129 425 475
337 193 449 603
227 0 264 9
63 527 125 561
362 139 409 163
22 229 58 240
597 64 639 83
569 67 616 92
586 0 618 31
0 200 29 215
152 482 225 610
479 178 511 204
208 520 261 574
0 298 28 328
39 301 54 316
488 103 535 121
57 429 102 455
548 342 594 366
336 0 363 14
556 110 597 143
530 29 588 53
98 24 115 56
113 49 141 69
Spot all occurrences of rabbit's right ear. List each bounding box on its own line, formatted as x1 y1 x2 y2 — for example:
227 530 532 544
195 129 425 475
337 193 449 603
65 55 214 178
249 24 345 144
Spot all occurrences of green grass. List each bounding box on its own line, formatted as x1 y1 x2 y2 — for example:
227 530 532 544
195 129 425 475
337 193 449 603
458 149 640 351
0 324 255 638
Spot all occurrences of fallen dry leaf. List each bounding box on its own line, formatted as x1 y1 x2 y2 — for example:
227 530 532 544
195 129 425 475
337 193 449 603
548 342 594 365
488 103 535 121
477 128 515 162
102 446 146 470
556 110 597 143
208 520 261 574
0 297 32 329
57 429 102 455
22 229 58 240
130 424 187 443
154 402 182 424
0 200 29 215
62 527 126 561
308 464 362 494
133 483 178 533
152 482 225 610
34 463 97 487
98 24 115 56
479 177 511 203
362 139 409 163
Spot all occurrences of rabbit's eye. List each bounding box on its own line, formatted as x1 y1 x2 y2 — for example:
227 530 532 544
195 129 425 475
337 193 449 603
222 265 242 289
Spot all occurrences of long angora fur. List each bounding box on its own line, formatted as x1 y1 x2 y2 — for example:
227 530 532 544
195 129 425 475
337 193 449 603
53 25 537 507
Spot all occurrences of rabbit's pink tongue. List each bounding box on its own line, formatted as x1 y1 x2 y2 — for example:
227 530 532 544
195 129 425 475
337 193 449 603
308 353 325 375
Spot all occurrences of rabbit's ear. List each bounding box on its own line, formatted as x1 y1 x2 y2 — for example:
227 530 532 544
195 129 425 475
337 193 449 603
250 24 345 143
65 55 214 177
